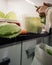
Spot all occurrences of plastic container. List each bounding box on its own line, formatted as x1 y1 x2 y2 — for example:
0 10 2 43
35 43 52 65
25 17 42 33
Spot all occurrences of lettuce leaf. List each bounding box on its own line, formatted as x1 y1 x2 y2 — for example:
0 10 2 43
0 23 21 38
5 12 17 20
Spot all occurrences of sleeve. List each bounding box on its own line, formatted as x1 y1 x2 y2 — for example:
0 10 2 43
45 7 52 32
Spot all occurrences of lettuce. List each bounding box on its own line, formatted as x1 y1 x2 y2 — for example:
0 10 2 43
0 23 21 38
5 12 17 20
46 49 52 56
0 11 5 18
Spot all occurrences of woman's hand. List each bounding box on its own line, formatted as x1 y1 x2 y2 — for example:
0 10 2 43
37 6 47 14
36 2 52 16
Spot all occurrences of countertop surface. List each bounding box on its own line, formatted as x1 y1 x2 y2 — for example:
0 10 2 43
0 32 50 48
0 32 49 44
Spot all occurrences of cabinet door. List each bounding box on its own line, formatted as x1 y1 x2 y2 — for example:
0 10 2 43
22 39 36 65
0 42 21 65
37 37 49 44
8 43 21 65
43 36 49 44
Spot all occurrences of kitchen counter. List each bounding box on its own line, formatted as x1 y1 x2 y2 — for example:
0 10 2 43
0 32 50 65
0 32 50 46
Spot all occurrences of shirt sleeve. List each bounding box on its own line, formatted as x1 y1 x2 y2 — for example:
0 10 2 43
45 7 52 32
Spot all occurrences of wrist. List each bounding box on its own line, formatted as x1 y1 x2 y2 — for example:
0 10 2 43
45 7 51 15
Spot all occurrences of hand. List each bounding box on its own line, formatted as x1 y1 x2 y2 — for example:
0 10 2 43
37 5 48 16
36 2 52 16
36 5 48 16
43 2 52 7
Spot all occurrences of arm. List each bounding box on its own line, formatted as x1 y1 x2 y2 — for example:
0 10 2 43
45 7 52 32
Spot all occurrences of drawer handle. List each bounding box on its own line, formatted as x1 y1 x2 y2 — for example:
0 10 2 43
0 57 10 65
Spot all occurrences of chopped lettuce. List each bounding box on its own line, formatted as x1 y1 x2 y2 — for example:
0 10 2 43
46 49 52 56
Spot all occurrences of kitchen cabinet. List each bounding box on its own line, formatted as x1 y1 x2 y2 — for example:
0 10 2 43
43 36 49 44
0 42 21 65
49 30 52 46
0 33 49 65
37 36 49 45
22 39 36 65
8 42 21 65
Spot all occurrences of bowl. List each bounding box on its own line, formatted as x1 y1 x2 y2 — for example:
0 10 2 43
35 44 52 65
